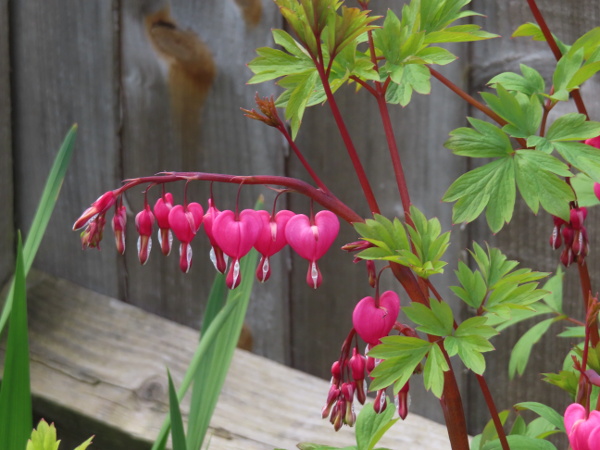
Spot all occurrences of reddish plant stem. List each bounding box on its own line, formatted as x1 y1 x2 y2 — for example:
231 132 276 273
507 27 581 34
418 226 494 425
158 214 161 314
118 172 363 224
276 124 330 193
526 0 589 119
577 260 599 347
314 40 381 215
476 374 510 450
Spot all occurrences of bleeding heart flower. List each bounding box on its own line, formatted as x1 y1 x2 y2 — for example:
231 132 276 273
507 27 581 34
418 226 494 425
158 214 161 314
111 205 127 255
154 193 174 256
565 403 600 450
203 199 228 274
168 202 204 273
285 210 340 289
135 205 155 265
352 290 400 345
254 209 295 282
212 209 263 289
73 191 117 230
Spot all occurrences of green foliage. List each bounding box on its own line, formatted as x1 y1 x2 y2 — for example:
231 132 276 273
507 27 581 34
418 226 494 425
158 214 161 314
354 207 450 278
488 64 546 98
373 0 496 106
26 420 93 450
0 125 77 335
512 23 569 54
445 317 497 374
298 402 398 450
508 318 559 379
167 371 187 450
0 234 32 450
514 402 565 434
404 298 454 337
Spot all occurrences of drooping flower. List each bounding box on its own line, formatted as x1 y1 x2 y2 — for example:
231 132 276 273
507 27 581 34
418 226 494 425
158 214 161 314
111 205 127 255
168 202 204 273
352 290 400 346
153 192 174 256
73 191 117 231
284 210 339 289
212 209 263 289
253 209 295 282
135 205 155 265
564 403 600 450
80 213 106 249
203 199 228 274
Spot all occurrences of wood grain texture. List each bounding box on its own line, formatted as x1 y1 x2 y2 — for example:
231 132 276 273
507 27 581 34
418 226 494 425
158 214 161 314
10 0 122 296
1 270 454 450
0 0 13 289
288 0 470 424
119 0 290 364
468 0 600 436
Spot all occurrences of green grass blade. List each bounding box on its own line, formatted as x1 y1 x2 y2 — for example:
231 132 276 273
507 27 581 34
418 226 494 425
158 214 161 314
0 124 77 335
200 272 227 334
150 287 243 450
186 248 259 450
0 232 33 449
167 370 187 450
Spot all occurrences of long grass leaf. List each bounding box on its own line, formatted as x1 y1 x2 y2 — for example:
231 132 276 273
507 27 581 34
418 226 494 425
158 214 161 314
186 247 259 450
168 370 187 450
0 233 33 448
0 125 77 335
200 272 227 334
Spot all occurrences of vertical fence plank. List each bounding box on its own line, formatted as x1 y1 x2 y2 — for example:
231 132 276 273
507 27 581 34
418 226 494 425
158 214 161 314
468 0 600 435
11 1 121 297
287 1 470 423
120 0 289 362
0 0 13 289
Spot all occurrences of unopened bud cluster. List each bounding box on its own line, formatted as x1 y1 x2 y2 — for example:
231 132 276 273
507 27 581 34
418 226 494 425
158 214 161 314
74 189 340 289
549 208 589 267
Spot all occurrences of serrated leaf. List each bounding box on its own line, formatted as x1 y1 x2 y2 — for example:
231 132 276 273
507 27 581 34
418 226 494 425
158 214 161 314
514 150 573 220
404 299 454 336
509 318 557 379
423 342 448 398
445 118 513 158
546 113 600 142
443 157 515 233
482 86 542 138
26 420 59 450
488 64 546 97
451 261 487 309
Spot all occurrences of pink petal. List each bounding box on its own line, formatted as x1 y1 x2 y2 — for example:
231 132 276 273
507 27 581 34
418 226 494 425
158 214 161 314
285 211 339 261
254 209 295 257
352 291 400 345
213 209 262 259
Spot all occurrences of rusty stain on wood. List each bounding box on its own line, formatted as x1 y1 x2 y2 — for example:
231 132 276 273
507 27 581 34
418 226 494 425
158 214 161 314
145 6 216 152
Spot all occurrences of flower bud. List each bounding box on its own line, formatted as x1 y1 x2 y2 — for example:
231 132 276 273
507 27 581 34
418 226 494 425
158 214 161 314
549 225 562 250
570 207 587 230
154 193 174 256
373 389 387 413
396 381 410 420
73 191 117 230
111 205 127 255
135 206 155 265
561 247 574 267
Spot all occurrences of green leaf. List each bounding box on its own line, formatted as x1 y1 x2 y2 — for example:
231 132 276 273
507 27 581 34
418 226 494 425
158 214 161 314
553 141 600 182
488 65 546 97
0 233 32 450
423 342 448 398
167 371 187 450
481 86 542 138
570 27 600 59
443 157 515 233
512 23 569 54
514 150 573 220
571 173 600 207
404 299 454 336
445 118 513 158
541 267 563 312
509 318 557 379
482 435 556 450
552 48 584 101
450 261 487 309
546 113 600 142
73 437 94 450
368 337 430 392
0 125 77 335
355 402 398 450
298 444 356 450
514 402 565 433
445 317 497 374
26 420 60 450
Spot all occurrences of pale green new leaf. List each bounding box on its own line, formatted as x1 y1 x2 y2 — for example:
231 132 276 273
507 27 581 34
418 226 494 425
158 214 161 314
508 317 558 379
404 298 454 336
26 420 60 450
423 342 448 398
445 118 513 158
355 402 398 450
512 23 570 54
571 173 600 207
450 261 487 309
481 86 542 138
488 64 546 97
514 150 573 220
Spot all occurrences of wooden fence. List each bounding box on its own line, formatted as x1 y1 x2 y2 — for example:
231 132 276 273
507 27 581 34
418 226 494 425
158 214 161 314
1 0 600 437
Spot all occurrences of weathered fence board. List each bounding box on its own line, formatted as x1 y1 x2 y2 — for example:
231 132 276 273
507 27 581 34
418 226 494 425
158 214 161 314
10 0 122 296
118 0 290 363
1 270 454 450
468 0 600 435
0 0 13 289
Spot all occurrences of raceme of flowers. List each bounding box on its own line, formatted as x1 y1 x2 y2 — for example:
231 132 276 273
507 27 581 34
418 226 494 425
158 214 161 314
73 190 340 289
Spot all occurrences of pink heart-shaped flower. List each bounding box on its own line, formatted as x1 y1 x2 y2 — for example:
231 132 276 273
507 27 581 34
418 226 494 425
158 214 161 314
285 210 340 261
352 291 400 345
212 209 262 259
254 209 295 257
168 203 204 244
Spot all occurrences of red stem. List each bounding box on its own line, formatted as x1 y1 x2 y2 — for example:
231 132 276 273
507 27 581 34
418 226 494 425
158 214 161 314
578 261 599 347
118 172 363 224
526 0 589 119
476 374 510 450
